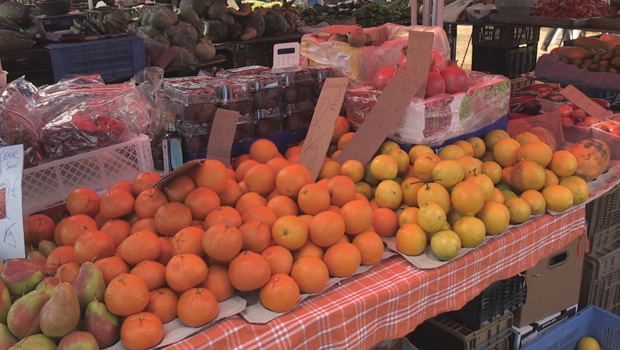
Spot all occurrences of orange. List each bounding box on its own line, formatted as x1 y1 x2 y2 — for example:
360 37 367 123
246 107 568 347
417 183 451 214
120 312 163 350
438 144 465 160
239 220 272 254
204 206 243 228
514 131 540 146
466 136 486 158
490 187 505 203
492 137 521 167
153 202 193 237
363 162 381 186
157 236 173 266
520 189 546 215
241 205 278 228
228 251 272 292
505 197 532 224
476 201 510 235
510 160 546 193
456 156 482 178
290 256 329 294
164 175 196 202
130 218 158 235
308 211 346 247
432 159 465 188
340 199 374 235
169 226 204 257
94 256 130 285
408 144 434 164
450 180 485 216
318 159 342 180
517 141 553 167
542 185 574 212
395 223 427 256
73 230 115 264
201 264 234 302
165 253 209 293
266 195 299 218
23 214 55 247
100 219 131 247
66 187 101 217
292 240 324 261
117 230 162 266
372 207 398 237
202 223 243 263
332 116 350 142
481 161 503 184
370 154 399 180
261 245 294 275
467 173 495 202
132 172 161 197
454 140 474 157
130 260 167 291
379 140 401 155
233 154 251 170
430 230 461 261
298 183 331 215
543 169 559 188
108 180 134 194
259 274 300 313
483 129 510 152
235 159 260 183
559 176 589 205
374 179 403 210
218 179 244 207
417 202 447 233
267 156 290 175
146 287 178 324
55 261 80 284
549 150 578 177
56 214 98 246
323 242 361 277
104 273 150 316
413 153 442 181
101 188 136 220
337 131 356 150
351 231 384 265
401 177 424 207
340 159 365 183
326 175 358 207
389 148 411 176
398 207 420 227
452 216 486 248
177 288 219 327
271 215 308 251
276 164 313 197
195 159 229 193
249 138 280 164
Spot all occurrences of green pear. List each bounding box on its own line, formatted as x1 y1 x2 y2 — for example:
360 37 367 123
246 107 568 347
0 323 17 350
6 289 50 339
72 262 105 313
15 334 56 350
37 241 57 258
0 282 12 324
0 259 45 297
39 282 80 338
57 331 99 350
83 300 120 349
35 277 60 298
25 252 46 272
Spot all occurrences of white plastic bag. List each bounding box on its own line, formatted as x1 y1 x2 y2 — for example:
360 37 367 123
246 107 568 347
444 0 472 22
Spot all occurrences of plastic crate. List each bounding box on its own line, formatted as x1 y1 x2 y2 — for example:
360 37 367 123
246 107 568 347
408 312 512 350
444 22 457 61
35 13 86 32
0 46 53 86
454 274 527 329
44 35 146 83
580 240 620 313
509 76 536 96
221 44 273 69
585 184 620 249
22 134 153 216
520 305 620 350
472 43 537 79
472 25 539 48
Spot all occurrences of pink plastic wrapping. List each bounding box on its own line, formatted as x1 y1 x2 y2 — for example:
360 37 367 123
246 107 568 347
300 23 452 85
345 71 510 146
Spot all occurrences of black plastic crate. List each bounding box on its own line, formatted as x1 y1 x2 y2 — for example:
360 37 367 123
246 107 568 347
580 240 620 314
0 46 53 86
472 43 537 79
221 44 273 69
408 312 512 350
586 184 620 250
473 25 539 48
454 274 527 330
444 22 457 61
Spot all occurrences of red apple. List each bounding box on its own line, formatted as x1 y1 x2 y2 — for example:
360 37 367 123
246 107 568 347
559 104 573 118
571 109 587 122
562 116 575 125
582 116 599 126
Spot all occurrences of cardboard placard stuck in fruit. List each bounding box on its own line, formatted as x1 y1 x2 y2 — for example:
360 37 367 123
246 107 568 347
297 77 349 180
406 31 434 98
560 85 614 120
206 108 241 167
0 144 25 260
335 68 423 165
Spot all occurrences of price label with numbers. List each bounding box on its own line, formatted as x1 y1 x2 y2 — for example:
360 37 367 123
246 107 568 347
0 144 25 260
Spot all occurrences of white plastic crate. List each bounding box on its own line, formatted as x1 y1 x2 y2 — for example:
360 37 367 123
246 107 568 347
22 134 153 216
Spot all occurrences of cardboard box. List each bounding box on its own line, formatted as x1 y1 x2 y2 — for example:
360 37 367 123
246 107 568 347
510 304 577 349
512 237 585 327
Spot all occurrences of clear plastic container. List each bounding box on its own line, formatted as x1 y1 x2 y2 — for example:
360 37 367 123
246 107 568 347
235 113 255 143
215 65 271 78
309 67 335 100
255 107 283 137
284 100 314 132
177 121 211 160
161 77 219 123
262 69 312 104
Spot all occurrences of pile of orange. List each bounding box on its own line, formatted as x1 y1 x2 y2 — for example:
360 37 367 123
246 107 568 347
19 115 600 349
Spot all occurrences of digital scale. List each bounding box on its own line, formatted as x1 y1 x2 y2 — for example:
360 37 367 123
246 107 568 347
272 42 304 72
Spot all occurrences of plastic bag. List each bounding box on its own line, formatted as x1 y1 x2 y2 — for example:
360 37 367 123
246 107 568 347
300 23 452 85
444 0 472 23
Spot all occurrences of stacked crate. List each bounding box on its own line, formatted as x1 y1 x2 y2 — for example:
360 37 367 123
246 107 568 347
471 25 539 79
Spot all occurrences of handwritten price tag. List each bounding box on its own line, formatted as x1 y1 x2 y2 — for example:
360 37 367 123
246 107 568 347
298 77 349 180
0 145 25 260
206 109 241 167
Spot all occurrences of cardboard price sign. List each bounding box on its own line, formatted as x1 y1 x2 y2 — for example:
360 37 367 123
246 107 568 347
405 31 434 98
298 77 349 181
560 85 613 119
206 108 240 166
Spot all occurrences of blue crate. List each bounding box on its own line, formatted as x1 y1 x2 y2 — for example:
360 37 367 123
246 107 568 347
520 305 620 350
44 35 146 82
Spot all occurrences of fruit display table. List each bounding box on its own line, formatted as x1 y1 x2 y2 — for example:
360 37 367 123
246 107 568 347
161 207 586 350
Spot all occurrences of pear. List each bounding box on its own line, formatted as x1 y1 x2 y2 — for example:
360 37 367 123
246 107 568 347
0 259 45 297
39 282 80 338
58 331 99 350
6 289 49 339
37 240 57 258
35 277 60 298
72 261 105 313
83 300 120 348
15 334 56 350
0 323 17 350
0 282 11 324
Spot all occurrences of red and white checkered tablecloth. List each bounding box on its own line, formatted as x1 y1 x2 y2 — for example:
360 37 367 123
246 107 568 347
163 206 587 350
